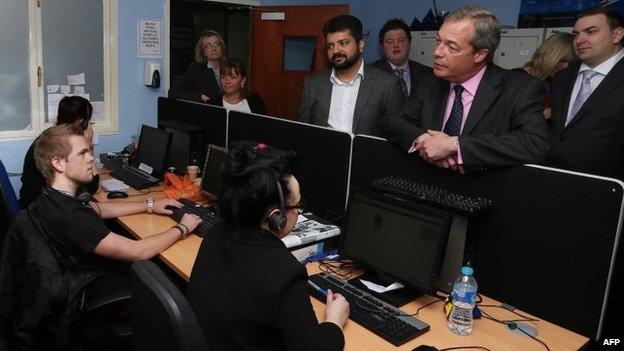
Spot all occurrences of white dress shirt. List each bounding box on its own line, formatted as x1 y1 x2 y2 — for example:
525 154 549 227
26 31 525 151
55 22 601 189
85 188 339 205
327 61 365 133
223 98 251 114
567 49 624 121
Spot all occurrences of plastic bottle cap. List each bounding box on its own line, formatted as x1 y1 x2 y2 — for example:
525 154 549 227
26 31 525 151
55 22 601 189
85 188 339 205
461 266 474 276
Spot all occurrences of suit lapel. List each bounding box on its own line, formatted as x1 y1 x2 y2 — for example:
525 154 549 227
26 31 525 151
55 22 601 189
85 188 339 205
319 71 333 126
432 79 449 130
556 63 579 131
565 58 624 130
352 67 373 131
462 65 501 134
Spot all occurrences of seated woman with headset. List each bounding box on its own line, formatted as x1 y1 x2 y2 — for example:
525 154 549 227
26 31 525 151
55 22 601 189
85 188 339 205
19 96 99 208
187 148 349 351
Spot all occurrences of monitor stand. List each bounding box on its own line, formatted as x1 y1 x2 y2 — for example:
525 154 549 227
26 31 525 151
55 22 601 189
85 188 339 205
437 215 469 293
348 271 421 307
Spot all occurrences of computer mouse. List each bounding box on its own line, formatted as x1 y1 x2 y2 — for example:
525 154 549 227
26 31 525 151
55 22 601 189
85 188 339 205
107 191 129 199
412 346 438 351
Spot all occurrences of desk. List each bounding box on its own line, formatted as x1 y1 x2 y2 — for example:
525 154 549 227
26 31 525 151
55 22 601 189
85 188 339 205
95 181 590 350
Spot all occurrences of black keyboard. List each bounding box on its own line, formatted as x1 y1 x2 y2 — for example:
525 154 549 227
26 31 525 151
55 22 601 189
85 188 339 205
371 176 493 215
168 198 221 237
110 165 159 190
307 272 429 346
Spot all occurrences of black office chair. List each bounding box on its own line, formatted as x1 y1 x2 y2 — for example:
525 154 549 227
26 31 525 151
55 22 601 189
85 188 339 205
131 261 209 351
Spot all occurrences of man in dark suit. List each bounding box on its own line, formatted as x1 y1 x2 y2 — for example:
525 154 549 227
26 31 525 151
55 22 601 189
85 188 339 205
546 8 624 180
299 15 405 137
382 5 548 172
371 18 433 99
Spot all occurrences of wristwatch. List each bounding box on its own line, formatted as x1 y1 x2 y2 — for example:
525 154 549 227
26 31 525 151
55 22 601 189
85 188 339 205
146 197 155 214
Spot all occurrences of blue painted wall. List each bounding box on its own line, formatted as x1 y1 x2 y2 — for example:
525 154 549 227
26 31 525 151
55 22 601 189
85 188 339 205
261 0 522 62
0 0 166 194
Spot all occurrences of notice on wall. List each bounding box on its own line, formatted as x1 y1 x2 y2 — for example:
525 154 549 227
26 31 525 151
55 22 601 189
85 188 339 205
138 19 162 58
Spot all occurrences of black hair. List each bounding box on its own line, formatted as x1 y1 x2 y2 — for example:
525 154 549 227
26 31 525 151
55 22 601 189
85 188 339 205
576 8 624 31
378 18 411 44
218 148 292 227
56 96 93 127
323 15 363 42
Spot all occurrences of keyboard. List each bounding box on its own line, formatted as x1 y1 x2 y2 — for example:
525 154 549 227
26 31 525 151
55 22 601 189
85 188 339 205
371 176 493 215
110 164 159 190
307 272 429 346
168 198 221 237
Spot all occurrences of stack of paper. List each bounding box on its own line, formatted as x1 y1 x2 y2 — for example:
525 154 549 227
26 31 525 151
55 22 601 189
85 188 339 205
101 178 129 192
281 214 341 248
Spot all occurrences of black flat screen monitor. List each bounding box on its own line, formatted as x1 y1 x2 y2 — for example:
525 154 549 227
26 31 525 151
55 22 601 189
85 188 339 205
340 190 452 295
200 144 228 199
157 97 227 147
134 124 172 178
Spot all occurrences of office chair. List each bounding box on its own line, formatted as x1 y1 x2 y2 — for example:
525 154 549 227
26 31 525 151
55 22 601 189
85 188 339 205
0 159 20 217
131 261 210 351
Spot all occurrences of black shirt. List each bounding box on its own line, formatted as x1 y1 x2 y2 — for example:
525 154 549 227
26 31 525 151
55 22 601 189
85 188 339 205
35 189 130 300
187 223 344 351
19 140 99 209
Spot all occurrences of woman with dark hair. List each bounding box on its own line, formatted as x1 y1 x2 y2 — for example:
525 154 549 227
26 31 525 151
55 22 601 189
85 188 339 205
169 29 226 103
211 59 267 115
19 96 99 208
187 148 349 351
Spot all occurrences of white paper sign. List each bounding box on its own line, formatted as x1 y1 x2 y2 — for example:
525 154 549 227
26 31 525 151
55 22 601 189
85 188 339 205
91 101 105 122
138 19 162 57
60 85 71 94
47 85 59 93
67 73 85 85
47 94 65 122
74 85 85 94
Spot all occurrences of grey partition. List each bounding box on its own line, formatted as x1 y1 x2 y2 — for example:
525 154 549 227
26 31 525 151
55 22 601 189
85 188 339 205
228 111 353 220
351 135 623 340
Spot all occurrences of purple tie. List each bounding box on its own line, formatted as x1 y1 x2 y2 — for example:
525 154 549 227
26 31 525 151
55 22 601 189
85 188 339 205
567 70 598 125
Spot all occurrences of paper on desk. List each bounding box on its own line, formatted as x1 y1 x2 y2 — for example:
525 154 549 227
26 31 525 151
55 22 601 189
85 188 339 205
359 279 404 294
101 178 129 192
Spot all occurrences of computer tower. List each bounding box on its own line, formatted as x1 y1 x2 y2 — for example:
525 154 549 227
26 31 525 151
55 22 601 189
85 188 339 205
158 119 207 175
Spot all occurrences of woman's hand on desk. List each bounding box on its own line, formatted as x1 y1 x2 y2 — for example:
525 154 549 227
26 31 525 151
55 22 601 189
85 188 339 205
179 213 203 234
324 289 350 330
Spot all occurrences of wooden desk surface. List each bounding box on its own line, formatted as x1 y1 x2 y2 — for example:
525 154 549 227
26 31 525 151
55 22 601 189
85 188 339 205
97 178 589 351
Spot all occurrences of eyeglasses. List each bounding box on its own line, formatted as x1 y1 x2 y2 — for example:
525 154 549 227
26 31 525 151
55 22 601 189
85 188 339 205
202 43 222 50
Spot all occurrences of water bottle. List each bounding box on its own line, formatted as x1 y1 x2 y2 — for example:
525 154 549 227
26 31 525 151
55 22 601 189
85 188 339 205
448 266 478 335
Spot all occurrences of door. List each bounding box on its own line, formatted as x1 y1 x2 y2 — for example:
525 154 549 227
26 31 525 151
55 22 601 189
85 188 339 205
250 5 350 120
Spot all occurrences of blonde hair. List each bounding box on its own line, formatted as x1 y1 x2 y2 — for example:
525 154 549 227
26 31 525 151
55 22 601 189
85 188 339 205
194 30 227 64
34 124 84 184
526 33 577 80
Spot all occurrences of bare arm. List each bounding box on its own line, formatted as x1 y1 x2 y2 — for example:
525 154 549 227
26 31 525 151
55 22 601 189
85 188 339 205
91 198 181 219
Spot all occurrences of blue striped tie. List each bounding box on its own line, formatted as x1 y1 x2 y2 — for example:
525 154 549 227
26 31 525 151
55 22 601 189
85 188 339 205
443 85 465 136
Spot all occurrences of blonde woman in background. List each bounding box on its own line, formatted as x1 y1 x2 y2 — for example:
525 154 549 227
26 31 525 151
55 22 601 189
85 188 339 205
169 30 227 103
516 32 578 120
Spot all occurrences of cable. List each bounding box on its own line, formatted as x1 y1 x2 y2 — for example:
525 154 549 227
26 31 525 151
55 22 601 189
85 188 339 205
396 296 443 317
439 347 492 351
508 323 551 351
477 303 539 322
480 312 550 351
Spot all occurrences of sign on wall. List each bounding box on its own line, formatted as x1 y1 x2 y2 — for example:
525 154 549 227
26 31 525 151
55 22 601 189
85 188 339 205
138 19 162 58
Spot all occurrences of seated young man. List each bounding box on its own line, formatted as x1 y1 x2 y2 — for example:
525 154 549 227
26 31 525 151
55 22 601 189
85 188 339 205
31 123 203 301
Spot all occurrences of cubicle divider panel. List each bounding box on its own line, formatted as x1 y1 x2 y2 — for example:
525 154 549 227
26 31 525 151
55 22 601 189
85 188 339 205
157 97 227 147
351 135 623 339
228 112 352 220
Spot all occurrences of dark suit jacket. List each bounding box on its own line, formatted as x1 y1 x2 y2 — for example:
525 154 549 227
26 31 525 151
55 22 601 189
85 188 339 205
168 62 221 103
545 59 624 179
370 59 433 98
186 223 344 351
210 92 268 115
298 65 405 137
382 64 549 169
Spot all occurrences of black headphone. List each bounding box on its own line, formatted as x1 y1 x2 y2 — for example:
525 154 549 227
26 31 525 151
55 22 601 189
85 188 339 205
44 187 92 205
267 180 287 232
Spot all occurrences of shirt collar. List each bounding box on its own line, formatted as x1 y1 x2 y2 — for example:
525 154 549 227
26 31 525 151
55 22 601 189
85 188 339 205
330 60 365 86
450 65 487 97
579 48 624 77
388 60 409 71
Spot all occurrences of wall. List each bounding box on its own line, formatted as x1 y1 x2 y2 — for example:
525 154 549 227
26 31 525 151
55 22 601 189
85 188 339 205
0 0 166 193
260 0 522 62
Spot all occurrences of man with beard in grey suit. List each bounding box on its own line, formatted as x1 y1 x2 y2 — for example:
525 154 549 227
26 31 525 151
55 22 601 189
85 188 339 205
299 15 405 137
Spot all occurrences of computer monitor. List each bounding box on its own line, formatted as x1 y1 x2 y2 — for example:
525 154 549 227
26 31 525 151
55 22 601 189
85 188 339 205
340 190 452 304
134 124 172 178
200 144 228 199
158 97 227 147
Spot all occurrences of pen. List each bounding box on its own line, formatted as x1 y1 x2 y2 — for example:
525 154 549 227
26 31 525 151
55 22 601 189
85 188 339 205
308 280 328 296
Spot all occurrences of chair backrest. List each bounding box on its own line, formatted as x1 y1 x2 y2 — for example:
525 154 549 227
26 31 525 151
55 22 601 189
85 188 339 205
131 261 209 351
0 160 19 217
